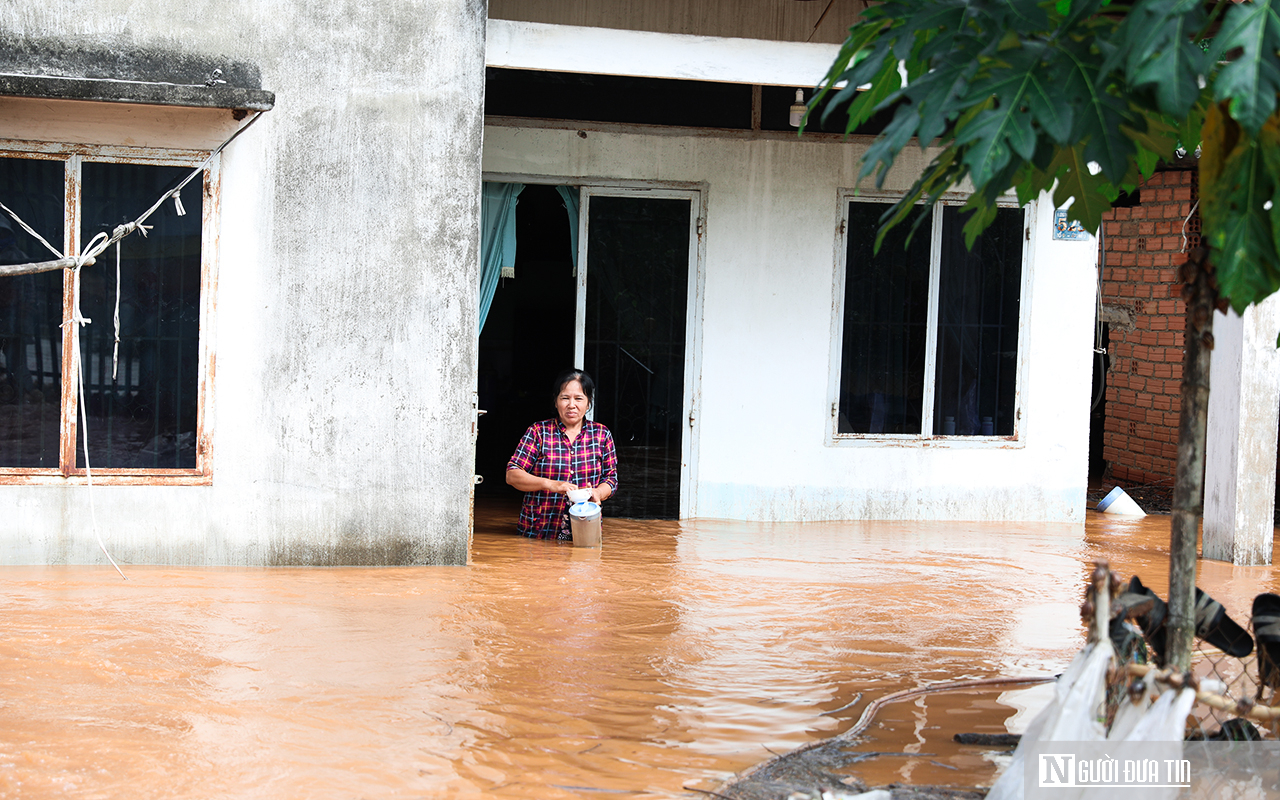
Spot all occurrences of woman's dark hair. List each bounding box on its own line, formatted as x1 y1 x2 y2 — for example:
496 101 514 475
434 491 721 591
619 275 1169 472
552 369 595 408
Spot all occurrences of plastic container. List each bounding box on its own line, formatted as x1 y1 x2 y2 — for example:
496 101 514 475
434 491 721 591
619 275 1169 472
569 501 602 547
1096 486 1146 516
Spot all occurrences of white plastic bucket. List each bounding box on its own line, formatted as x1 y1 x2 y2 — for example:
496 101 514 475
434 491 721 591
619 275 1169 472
1096 486 1146 516
569 501 602 547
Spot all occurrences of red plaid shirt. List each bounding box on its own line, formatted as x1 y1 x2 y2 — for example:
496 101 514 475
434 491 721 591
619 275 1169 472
506 418 619 539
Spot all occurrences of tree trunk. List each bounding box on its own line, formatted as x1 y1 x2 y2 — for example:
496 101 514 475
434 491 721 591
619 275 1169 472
1168 246 1217 672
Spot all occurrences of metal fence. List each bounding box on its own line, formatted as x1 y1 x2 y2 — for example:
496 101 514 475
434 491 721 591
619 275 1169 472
1100 564 1279 741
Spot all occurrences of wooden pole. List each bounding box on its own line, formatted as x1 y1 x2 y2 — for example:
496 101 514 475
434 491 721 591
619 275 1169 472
0 256 90 277
1169 246 1217 672
1092 560 1111 644
1126 662 1280 724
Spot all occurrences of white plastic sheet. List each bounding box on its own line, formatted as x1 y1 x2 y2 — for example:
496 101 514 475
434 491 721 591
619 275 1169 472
1107 674 1162 742
986 639 1114 800
1111 687 1195 800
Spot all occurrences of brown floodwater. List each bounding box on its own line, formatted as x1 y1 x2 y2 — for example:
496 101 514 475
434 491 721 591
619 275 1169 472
3 501 1279 799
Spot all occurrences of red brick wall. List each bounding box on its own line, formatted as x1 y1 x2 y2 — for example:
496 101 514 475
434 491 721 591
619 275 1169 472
1099 169 1198 486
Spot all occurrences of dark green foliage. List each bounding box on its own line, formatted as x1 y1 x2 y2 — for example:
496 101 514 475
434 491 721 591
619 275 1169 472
813 0 1280 312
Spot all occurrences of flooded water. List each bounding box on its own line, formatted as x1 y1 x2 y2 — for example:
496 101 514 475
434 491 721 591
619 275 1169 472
3 502 1279 799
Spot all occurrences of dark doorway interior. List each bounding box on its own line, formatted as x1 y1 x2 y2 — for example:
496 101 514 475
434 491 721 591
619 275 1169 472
475 184 575 500
1088 323 1111 483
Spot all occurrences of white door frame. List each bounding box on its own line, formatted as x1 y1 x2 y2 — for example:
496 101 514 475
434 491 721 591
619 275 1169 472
575 185 705 519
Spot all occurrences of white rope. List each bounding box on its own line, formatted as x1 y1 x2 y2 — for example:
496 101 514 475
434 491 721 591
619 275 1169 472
61 257 125 580
1 109 263 277
0 199 65 259
112 241 121 380
115 109 262 251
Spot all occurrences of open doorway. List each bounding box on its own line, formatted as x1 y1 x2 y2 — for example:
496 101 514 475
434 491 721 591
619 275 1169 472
475 184 575 507
476 183 701 526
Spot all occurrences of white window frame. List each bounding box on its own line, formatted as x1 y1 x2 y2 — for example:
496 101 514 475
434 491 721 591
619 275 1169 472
826 189 1032 447
0 141 219 485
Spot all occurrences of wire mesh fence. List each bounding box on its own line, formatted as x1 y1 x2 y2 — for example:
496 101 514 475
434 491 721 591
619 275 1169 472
1183 643 1269 740
1102 566 1280 742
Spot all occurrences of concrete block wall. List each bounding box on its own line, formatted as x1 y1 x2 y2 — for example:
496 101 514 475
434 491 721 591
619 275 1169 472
1099 169 1198 486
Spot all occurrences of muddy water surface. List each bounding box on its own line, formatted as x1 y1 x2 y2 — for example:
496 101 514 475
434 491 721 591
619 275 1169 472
3 504 1279 799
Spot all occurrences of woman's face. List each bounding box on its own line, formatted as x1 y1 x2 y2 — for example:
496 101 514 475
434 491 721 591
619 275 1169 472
556 380 589 426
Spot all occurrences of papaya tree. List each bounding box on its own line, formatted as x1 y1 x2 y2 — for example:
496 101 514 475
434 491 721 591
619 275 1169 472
811 0 1280 670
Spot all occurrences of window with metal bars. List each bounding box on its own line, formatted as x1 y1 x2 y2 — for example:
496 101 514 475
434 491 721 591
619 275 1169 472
834 196 1026 440
0 150 211 480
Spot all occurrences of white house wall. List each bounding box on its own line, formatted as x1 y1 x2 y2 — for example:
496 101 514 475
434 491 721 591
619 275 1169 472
483 125 1097 522
0 0 486 566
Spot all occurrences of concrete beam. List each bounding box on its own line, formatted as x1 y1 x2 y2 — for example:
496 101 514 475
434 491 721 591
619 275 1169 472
1203 298 1280 565
485 18 841 88
0 73 274 111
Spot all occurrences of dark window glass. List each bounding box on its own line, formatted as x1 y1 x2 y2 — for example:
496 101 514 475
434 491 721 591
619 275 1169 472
0 156 65 468
77 162 202 469
838 201 932 434
932 206 1023 436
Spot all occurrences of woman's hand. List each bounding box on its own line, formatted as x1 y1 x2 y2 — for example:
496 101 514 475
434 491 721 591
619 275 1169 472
507 468 577 495
591 484 612 504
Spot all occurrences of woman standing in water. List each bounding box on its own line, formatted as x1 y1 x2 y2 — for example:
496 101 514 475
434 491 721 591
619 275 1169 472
505 369 619 540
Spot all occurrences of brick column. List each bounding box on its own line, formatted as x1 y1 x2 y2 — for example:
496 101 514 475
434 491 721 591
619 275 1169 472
1099 169 1198 488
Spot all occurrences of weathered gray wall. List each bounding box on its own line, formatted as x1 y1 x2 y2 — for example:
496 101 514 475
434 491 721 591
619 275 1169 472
0 0 486 565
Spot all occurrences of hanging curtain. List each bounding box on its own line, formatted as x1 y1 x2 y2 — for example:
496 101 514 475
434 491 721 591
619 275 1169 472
555 185 580 275
478 182 524 334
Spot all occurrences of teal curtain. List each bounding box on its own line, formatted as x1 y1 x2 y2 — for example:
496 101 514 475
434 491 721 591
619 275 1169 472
479 182 524 333
555 185 580 274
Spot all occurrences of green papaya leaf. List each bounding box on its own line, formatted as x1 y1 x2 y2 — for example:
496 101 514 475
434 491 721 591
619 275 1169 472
1051 146 1114 233
1204 138 1280 311
1208 0 1280 137
1114 0 1207 119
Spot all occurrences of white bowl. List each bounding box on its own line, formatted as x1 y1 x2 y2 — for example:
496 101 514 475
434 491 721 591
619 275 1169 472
567 488 593 504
